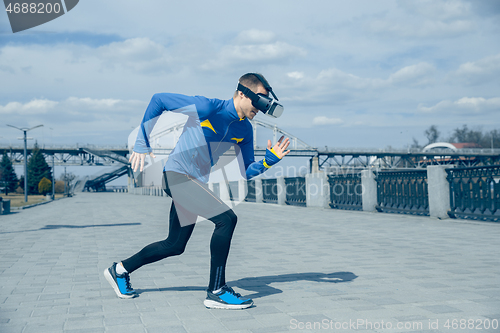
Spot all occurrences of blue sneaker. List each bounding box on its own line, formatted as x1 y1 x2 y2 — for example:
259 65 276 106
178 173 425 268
104 262 138 299
203 285 253 309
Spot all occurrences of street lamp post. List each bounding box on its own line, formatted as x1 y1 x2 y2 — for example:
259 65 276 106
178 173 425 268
6 124 43 203
52 154 55 200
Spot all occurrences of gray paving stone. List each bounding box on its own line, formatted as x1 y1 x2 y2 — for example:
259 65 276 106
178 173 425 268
105 324 146 333
104 314 143 326
0 193 499 333
250 326 290 333
64 316 104 330
23 324 65 333
146 326 187 333
221 318 265 331
420 305 463 314
65 328 105 333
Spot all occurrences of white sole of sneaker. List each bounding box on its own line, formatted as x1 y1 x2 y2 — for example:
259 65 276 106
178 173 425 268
203 299 253 309
103 268 136 299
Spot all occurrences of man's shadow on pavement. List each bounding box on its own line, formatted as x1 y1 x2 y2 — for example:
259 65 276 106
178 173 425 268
228 271 357 299
137 272 357 299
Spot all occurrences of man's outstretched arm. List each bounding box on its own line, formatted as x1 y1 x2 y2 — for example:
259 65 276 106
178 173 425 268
243 136 290 179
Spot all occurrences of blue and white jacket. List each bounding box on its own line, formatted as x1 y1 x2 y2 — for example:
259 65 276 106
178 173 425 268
133 93 282 183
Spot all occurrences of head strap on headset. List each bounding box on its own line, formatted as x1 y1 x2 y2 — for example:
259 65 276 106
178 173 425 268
251 73 279 101
236 83 259 101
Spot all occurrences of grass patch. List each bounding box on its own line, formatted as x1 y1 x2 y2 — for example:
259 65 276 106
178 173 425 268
0 193 65 208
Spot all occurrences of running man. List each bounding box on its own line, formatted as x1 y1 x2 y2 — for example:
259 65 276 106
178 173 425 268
105 73 290 309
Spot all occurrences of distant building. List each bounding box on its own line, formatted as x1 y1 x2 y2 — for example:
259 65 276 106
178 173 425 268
422 142 481 152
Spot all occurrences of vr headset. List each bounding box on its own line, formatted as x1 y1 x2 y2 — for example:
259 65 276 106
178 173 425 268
237 73 284 118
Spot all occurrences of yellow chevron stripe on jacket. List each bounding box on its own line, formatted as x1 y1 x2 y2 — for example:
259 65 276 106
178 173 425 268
200 119 217 133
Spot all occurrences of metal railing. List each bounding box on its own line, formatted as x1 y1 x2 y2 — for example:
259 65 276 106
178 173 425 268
106 186 129 193
375 169 429 215
127 167 500 223
212 183 220 198
129 186 164 196
262 178 278 204
228 181 239 201
328 173 363 210
446 165 500 222
245 180 256 202
285 177 306 206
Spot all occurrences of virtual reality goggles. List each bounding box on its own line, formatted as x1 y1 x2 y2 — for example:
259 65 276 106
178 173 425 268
237 74 284 118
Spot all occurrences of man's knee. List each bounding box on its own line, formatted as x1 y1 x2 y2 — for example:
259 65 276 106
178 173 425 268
227 209 237 225
214 210 237 236
170 244 187 256
223 210 237 231
159 239 187 257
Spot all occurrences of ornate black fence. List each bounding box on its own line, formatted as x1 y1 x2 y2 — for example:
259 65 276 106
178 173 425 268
375 169 429 215
285 177 307 206
328 173 363 210
245 179 256 202
228 181 239 201
262 178 278 204
212 182 220 199
446 165 500 222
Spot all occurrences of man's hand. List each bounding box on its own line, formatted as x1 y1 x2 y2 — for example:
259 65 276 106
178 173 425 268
129 151 156 172
267 135 291 158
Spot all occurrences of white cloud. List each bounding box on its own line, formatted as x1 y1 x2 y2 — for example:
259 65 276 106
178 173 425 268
99 38 163 61
226 42 305 62
312 116 343 126
387 62 436 86
315 62 435 91
317 68 379 90
65 97 121 109
236 29 276 44
0 97 145 131
0 99 58 115
96 38 175 74
201 30 306 70
367 18 473 38
398 0 471 21
366 0 474 39
280 62 438 110
419 97 500 114
287 71 304 80
455 53 500 84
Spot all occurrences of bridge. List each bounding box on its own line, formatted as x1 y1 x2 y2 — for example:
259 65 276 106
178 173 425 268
0 145 129 166
1 145 498 169
316 147 500 169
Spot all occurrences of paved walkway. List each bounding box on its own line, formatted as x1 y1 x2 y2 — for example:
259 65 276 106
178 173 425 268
0 193 499 333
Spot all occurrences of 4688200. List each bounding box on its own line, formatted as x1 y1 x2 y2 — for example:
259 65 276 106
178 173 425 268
443 318 498 330
5 2 62 14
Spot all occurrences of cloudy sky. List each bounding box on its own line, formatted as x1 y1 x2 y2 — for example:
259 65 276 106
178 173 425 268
1 0 499 150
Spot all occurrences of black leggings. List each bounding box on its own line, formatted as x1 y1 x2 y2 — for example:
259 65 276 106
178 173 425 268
121 171 237 291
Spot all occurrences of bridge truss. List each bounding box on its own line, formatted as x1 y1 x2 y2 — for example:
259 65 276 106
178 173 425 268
317 148 500 170
0 146 129 166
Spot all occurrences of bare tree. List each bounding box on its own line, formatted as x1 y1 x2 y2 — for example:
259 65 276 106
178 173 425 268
424 125 440 145
410 138 421 149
